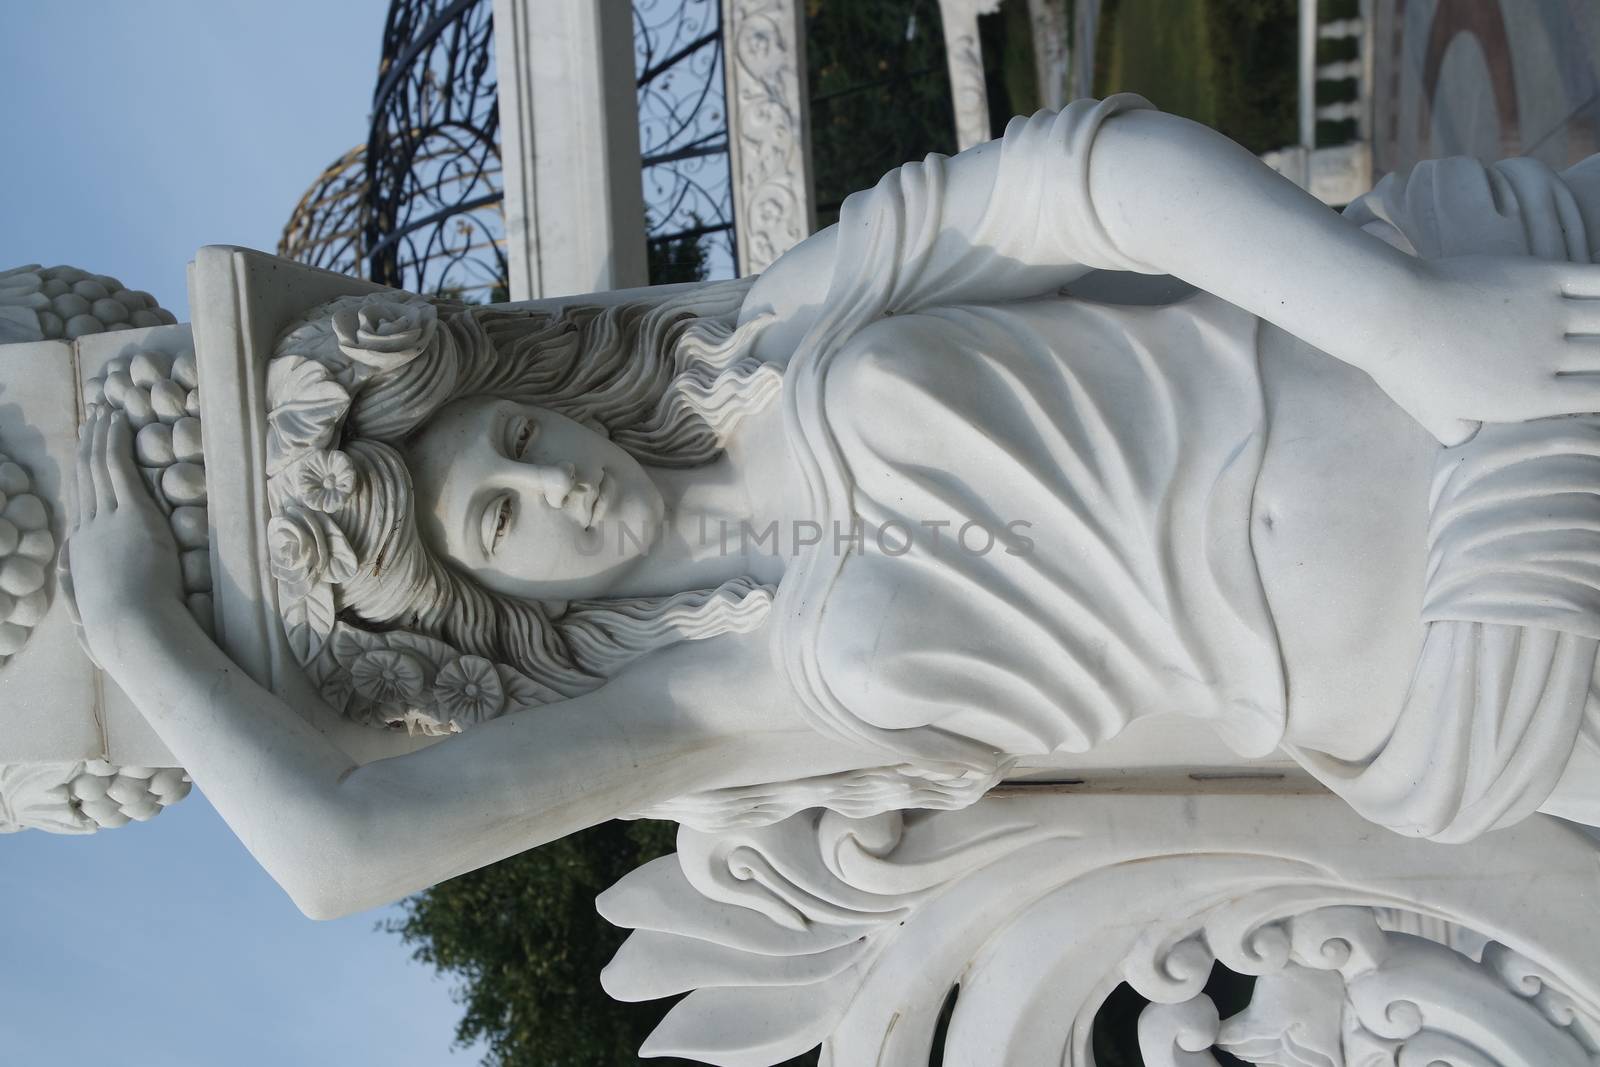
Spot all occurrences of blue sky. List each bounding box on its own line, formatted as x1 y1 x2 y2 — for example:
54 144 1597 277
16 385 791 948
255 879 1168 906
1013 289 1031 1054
1 3 476 1062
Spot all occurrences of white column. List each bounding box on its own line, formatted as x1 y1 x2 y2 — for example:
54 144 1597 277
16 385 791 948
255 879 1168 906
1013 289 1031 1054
1298 0 1318 151
493 0 649 298
1027 0 1071 111
939 0 1004 152
1071 0 1102 100
723 0 815 276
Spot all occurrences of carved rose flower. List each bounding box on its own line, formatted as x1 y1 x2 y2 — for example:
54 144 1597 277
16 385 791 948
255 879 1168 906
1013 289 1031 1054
350 649 426 704
433 656 505 725
266 504 356 597
294 449 357 513
331 296 438 371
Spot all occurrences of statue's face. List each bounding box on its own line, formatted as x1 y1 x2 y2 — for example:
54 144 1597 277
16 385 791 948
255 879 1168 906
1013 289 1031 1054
406 396 665 601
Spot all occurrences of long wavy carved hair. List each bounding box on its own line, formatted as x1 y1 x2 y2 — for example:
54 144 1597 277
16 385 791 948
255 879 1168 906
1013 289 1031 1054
272 280 782 719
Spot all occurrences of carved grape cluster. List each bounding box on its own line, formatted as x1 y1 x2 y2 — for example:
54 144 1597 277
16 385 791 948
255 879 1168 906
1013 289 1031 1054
0 454 56 664
66 761 192 830
85 348 211 633
0 264 177 341
0 760 192 833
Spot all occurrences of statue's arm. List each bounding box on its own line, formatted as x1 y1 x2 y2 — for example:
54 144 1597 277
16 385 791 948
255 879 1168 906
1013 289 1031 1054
110 605 827 918
69 413 856 918
750 102 1600 442
1085 108 1600 440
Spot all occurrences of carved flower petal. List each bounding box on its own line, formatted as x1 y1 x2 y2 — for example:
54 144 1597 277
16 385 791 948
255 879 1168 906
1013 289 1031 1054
266 506 328 589
294 449 357 513
349 649 426 704
433 655 506 725
331 297 437 370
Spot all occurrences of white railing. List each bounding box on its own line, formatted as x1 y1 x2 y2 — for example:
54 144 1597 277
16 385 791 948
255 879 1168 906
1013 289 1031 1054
1263 0 1376 206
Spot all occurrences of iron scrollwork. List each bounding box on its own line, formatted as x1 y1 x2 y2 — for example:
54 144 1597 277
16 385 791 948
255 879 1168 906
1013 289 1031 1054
281 0 506 303
365 0 506 302
635 0 738 282
283 0 739 295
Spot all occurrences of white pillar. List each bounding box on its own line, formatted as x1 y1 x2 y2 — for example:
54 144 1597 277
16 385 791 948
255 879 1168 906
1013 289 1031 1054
1298 0 1318 151
1027 0 1071 111
493 0 649 298
723 0 816 276
939 0 1004 152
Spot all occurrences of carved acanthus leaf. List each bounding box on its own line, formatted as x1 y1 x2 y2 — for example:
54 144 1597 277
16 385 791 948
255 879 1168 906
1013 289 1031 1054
1214 966 1345 1067
597 796 1600 1067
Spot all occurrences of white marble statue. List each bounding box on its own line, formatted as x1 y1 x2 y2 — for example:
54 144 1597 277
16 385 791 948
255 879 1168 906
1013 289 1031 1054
59 96 1600 917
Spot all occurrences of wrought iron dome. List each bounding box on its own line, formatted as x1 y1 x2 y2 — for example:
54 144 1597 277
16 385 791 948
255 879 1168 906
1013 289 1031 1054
279 0 504 302
280 0 737 297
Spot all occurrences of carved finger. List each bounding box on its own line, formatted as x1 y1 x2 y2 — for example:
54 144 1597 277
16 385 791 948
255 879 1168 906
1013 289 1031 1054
89 410 116 516
74 415 96 524
1549 373 1600 416
1561 276 1600 300
1563 294 1600 338
105 412 139 508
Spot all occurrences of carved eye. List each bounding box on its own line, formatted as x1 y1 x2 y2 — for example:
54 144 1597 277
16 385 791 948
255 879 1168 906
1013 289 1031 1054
509 417 537 460
481 493 515 556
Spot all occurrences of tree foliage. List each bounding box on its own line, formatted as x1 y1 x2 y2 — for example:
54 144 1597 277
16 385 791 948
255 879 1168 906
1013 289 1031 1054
387 817 819 1066
386 819 687 1066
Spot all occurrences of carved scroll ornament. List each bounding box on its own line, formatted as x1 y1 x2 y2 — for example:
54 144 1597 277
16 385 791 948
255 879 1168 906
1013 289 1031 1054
724 0 814 274
598 794 1600 1066
939 0 1004 152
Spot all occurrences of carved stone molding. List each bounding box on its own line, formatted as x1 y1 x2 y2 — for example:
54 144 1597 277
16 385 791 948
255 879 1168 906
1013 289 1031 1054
0 760 191 834
939 0 1004 152
598 794 1600 1065
723 0 815 275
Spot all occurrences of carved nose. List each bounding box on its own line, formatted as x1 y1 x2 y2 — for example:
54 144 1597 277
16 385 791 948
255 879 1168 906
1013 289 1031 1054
523 462 576 509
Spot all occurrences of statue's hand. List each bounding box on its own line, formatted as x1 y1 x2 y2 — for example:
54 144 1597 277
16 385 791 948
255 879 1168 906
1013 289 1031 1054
1382 255 1600 445
67 409 184 669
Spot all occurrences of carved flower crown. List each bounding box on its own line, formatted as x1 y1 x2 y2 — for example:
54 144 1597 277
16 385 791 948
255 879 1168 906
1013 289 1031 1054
263 293 506 736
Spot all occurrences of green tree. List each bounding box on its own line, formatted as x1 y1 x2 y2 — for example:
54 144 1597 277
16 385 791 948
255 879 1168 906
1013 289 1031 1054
387 817 820 1066
388 819 672 1065
647 227 712 286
